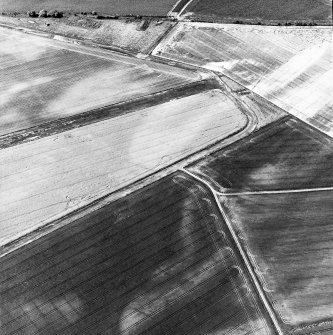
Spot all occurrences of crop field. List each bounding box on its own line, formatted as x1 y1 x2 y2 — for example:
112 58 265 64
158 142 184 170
0 89 247 246
1 6 333 333
0 27 199 136
0 172 274 335
154 23 333 137
0 0 178 16
220 190 333 329
186 117 333 332
188 118 333 193
185 0 332 22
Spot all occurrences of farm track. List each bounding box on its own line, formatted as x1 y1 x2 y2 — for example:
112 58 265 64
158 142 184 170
2 22 292 250
0 26 202 136
0 172 275 335
153 23 333 138
218 186 333 196
185 115 333 333
218 190 333 332
0 80 216 149
0 88 253 248
187 118 333 194
181 168 283 335
1 16 332 335
185 156 333 333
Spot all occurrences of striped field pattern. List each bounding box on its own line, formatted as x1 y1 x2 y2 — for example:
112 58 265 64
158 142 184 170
0 27 199 135
153 23 333 137
188 118 333 332
0 172 274 335
0 89 247 247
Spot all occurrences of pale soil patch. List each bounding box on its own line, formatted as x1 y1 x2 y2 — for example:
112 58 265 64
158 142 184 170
154 23 333 137
0 26 199 135
0 90 246 246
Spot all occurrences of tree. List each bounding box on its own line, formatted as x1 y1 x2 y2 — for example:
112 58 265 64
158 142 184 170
39 9 47 18
27 10 37 17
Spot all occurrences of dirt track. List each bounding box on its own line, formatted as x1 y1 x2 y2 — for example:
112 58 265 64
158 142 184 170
154 23 333 137
0 27 200 135
0 89 247 247
0 172 273 335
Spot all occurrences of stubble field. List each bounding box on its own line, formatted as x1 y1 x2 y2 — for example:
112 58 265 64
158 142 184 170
0 27 198 135
154 23 333 137
0 89 247 247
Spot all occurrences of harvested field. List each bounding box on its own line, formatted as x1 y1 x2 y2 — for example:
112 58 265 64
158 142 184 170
0 172 274 335
0 89 247 246
0 16 174 54
154 23 333 137
219 190 333 330
188 118 333 193
0 0 178 16
185 0 332 23
0 27 199 135
219 75 287 130
186 116 333 332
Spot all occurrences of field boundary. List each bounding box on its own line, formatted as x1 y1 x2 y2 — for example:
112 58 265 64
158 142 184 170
181 168 284 335
151 26 333 141
183 167 333 334
0 80 215 149
219 187 333 196
0 85 256 256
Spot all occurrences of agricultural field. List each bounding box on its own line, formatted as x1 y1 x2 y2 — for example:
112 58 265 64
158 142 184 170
188 118 333 192
154 23 333 137
187 117 333 332
0 0 178 16
0 27 199 135
1 4 332 334
0 15 174 54
185 0 332 23
220 190 333 330
0 172 274 335
0 89 247 246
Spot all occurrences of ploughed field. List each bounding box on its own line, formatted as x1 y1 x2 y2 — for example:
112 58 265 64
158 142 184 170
0 0 178 16
187 118 333 333
0 89 247 247
0 172 274 335
0 27 198 136
185 0 332 22
188 118 333 193
154 23 333 137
